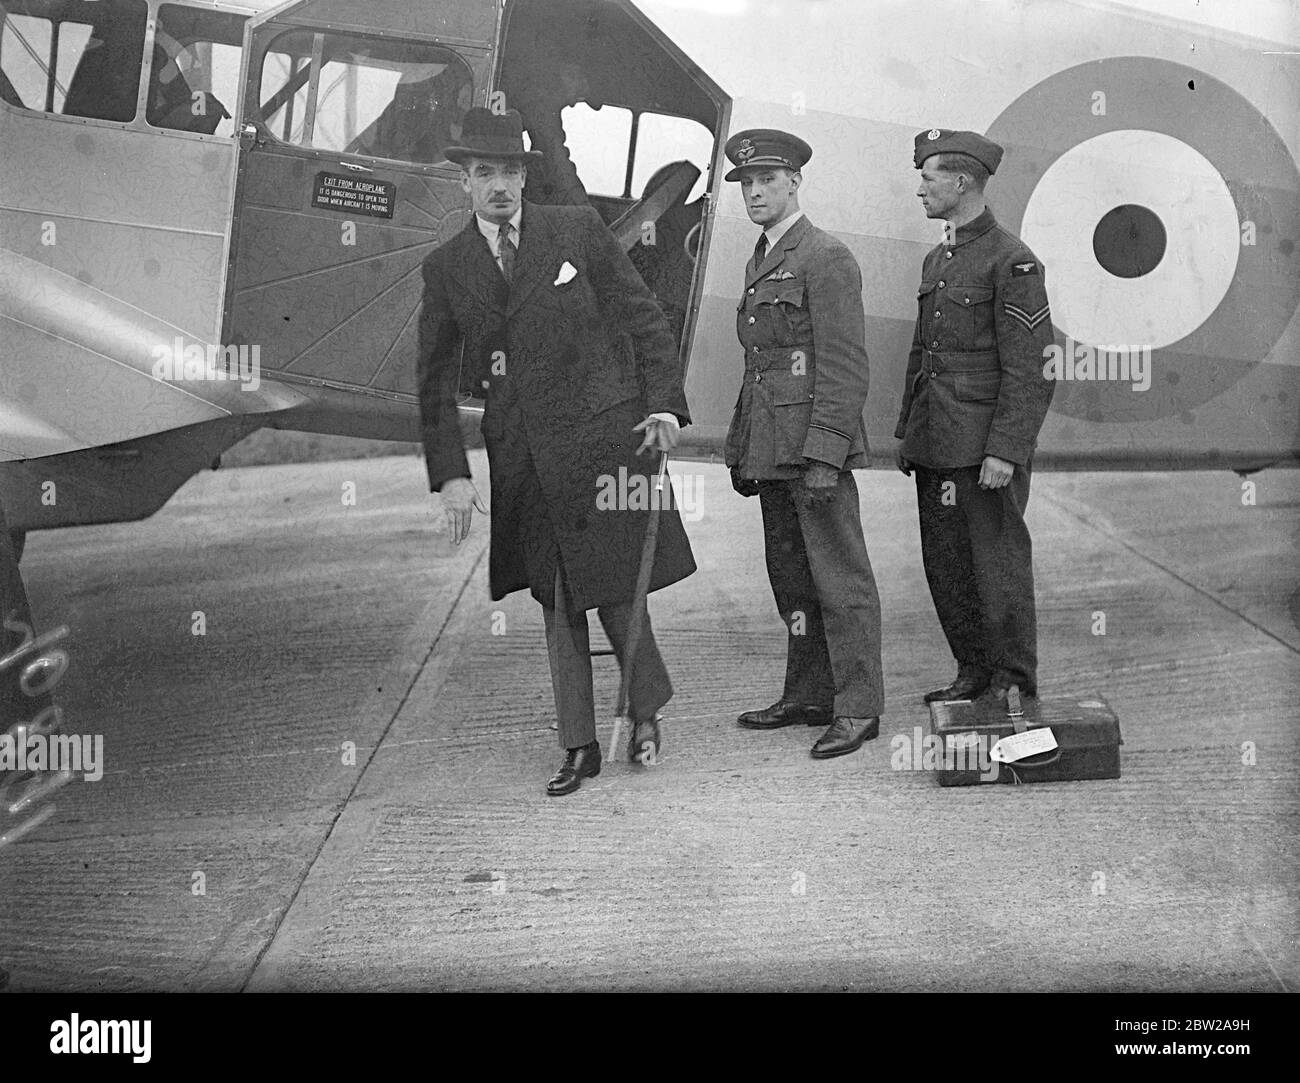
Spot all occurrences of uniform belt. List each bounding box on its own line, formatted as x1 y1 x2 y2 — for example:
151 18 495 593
744 343 813 373
921 348 1000 374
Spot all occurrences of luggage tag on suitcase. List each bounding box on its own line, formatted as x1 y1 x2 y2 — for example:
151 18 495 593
990 726 1058 763
989 687 1060 769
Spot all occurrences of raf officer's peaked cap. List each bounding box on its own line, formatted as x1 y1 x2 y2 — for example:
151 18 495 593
913 129 1004 175
724 129 812 181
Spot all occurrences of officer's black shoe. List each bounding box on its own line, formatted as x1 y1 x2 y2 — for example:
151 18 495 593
627 713 662 765
546 740 601 797
810 716 880 759
923 675 990 703
737 700 833 729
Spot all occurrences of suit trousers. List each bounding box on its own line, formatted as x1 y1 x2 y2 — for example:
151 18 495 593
757 472 884 718
914 463 1038 692
541 562 672 749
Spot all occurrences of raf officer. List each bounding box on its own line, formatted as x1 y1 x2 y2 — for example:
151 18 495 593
896 129 1056 703
724 129 885 759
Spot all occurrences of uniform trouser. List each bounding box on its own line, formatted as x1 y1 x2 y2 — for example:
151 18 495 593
541 562 672 750
914 463 1038 693
757 472 884 718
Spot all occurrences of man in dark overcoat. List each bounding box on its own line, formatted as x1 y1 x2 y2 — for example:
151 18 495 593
724 129 885 760
417 108 695 796
896 129 1056 703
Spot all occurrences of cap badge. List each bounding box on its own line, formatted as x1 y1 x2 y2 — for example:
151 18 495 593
927 129 941 140
736 138 755 163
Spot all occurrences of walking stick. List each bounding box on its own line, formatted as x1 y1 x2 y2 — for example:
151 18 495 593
609 452 669 764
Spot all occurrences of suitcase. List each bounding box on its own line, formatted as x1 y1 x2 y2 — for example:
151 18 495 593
927 690 1122 786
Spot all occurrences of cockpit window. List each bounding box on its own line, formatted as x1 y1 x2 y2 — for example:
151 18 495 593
0 0 147 121
147 4 244 137
257 30 473 165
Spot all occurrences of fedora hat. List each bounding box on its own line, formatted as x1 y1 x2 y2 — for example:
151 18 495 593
444 107 542 165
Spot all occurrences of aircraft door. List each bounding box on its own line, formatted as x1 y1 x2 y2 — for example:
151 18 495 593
498 0 730 372
222 0 500 404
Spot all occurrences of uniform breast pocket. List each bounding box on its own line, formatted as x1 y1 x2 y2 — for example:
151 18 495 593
756 281 804 307
753 280 807 346
954 284 995 346
951 369 1001 403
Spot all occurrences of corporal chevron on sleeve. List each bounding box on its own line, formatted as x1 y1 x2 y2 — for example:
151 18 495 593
1003 300 1051 332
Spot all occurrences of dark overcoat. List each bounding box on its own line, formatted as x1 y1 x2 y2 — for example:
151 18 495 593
417 201 695 612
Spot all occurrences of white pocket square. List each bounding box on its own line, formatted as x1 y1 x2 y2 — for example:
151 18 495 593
554 261 578 285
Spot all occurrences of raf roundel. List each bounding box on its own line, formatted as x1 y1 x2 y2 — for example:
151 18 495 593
986 57 1300 424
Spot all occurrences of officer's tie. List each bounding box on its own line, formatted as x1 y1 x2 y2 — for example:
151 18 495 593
498 221 517 283
753 232 768 269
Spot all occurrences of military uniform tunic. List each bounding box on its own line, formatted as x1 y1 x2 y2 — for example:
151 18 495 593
895 208 1055 468
725 214 883 719
895 207 1056 693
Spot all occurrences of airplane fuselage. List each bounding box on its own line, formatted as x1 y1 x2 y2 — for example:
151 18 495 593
1 0 1296 535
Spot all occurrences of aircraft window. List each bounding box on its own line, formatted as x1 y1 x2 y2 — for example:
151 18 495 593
561 104 711 204
147 4 245 137
0 0 147 120
257 30 473 165
632 113 713 205
561 102 633 197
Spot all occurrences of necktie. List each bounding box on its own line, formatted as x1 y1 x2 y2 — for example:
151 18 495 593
753 233 768 268
498 221 516 283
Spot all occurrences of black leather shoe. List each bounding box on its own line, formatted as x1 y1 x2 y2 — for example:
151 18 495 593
737 700 833 729
546 740 601 796
627 713 662 765
922 675 989 703
810 716 880 759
